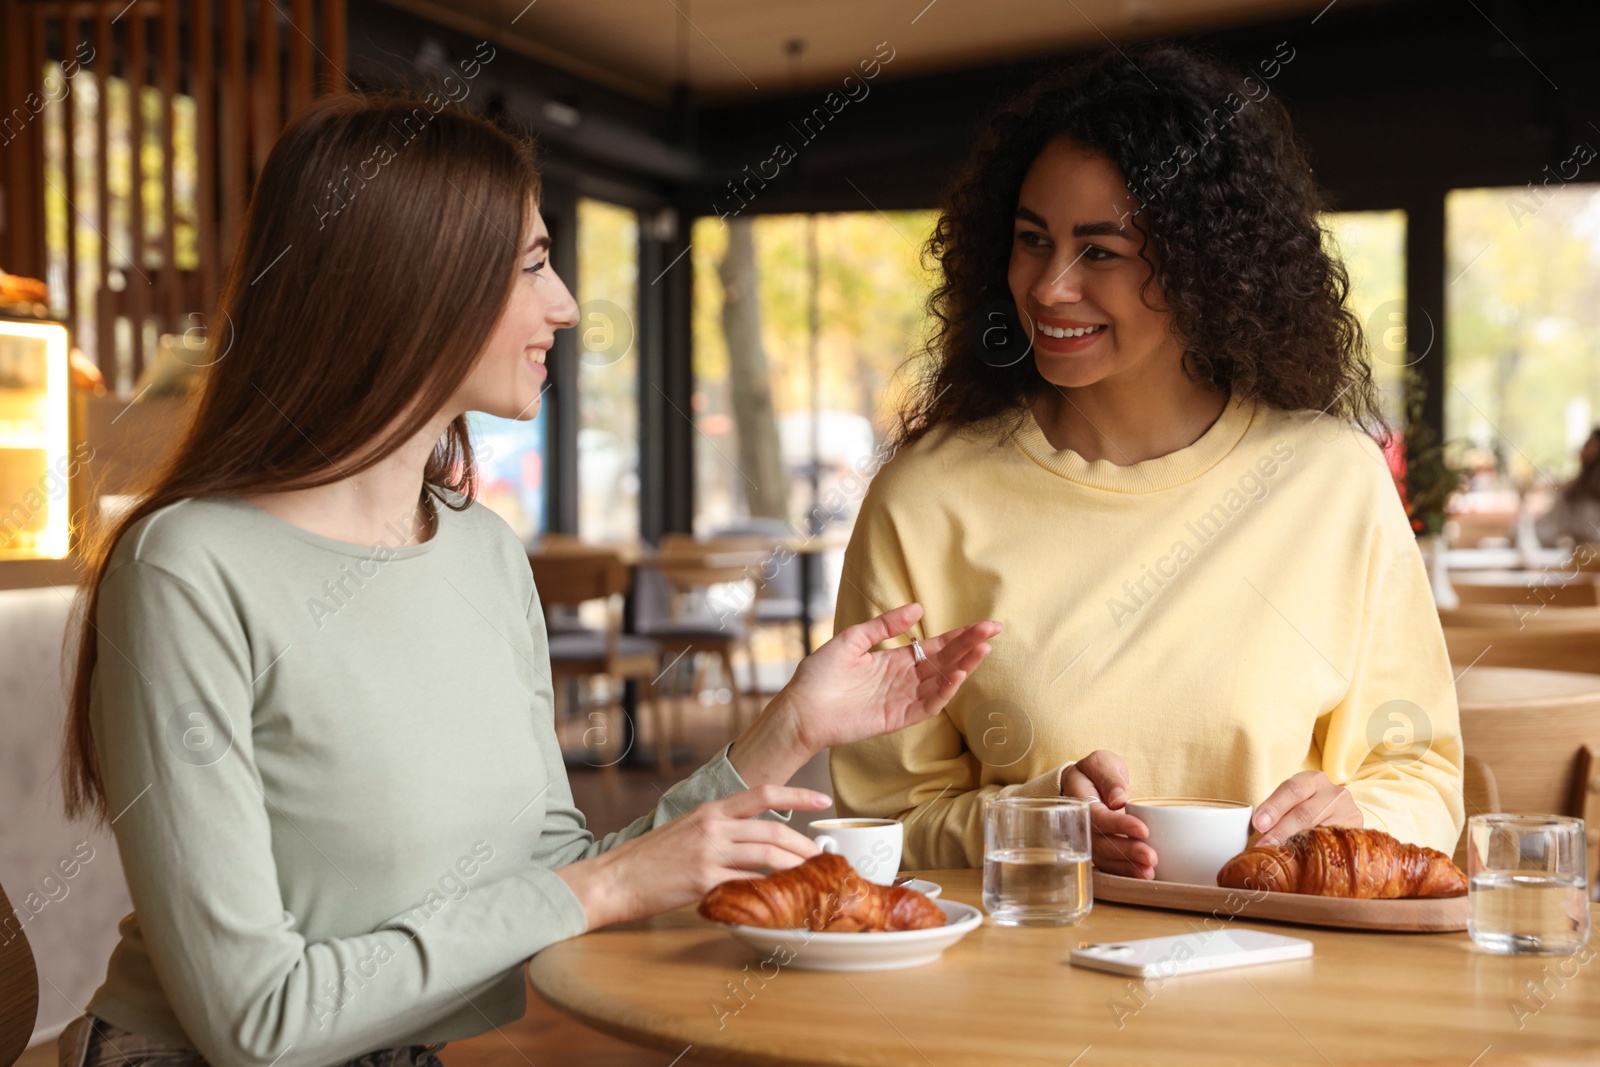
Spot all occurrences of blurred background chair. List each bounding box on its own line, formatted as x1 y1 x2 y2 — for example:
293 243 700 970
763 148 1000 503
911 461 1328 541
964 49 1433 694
528 547 666 778
637 536 771 753
704 518 817 682
528 534 612 638
1454 666 1600 895
1445 511 1516 549
1444 612 1600 674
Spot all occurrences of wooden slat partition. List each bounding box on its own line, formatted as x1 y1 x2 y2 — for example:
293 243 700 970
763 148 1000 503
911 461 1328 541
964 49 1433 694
0 0 43 281
1 0 348 391
94 5 112 373
318 0 345 92
160 0 178 328
219 0 246 265
253 0 279 175
127 3 147 394
193 0 216 303
62 6 80 341
288 0 314 114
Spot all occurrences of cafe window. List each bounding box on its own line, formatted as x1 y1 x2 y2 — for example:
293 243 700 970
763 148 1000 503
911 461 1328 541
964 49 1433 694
1321 209 1408 426
689 210 937 537
692 208 1407 538
466 406 548 541
576 198 640 543
1445 184 1600 484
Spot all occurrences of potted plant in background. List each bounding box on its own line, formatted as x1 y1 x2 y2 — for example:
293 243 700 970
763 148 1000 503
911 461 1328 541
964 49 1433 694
1384 367 1467 608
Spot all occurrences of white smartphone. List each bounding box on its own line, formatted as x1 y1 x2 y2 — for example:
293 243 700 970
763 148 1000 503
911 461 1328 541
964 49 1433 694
1069 928 1312 978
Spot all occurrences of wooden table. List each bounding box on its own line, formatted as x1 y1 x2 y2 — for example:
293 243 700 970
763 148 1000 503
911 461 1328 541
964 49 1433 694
527 869 1600 1066
531 530 850 654
1456 665 1600 709
1452 569 1595 588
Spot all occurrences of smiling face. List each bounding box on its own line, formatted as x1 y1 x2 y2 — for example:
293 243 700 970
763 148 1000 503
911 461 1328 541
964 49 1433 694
449 202 579 421
1007 136 1184 391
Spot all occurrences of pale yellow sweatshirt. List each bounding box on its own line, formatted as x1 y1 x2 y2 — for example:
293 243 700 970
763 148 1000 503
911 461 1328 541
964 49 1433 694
828 395 1464 869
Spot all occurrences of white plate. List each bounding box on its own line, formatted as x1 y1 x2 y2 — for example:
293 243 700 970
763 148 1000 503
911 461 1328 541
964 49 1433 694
717 899 982 971
899 878 941 898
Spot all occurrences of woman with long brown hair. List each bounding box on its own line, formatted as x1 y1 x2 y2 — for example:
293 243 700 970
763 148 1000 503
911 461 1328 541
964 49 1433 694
57 93 999 1067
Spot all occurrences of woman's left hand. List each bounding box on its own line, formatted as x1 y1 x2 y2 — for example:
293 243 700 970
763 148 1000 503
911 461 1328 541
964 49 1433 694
1251 770 1364 847
778 603 1001 754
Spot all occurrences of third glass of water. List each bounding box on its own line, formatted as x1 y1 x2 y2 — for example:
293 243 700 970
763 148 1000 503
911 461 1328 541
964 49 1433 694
1467 813 1589 955
982 795 1093 925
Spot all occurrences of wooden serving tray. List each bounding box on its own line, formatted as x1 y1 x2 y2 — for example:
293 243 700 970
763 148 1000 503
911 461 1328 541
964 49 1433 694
1092 871 1469 932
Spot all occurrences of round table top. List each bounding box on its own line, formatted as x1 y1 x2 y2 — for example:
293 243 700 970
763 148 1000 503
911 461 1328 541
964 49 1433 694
528 531 850 566
1455 665 1600 709
527 869 1600 1067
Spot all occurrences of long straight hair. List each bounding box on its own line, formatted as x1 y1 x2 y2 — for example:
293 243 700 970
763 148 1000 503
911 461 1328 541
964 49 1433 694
61 92 541 823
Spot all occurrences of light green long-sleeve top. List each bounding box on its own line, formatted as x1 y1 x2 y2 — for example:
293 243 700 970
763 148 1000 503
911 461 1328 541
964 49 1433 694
85 486 752 1067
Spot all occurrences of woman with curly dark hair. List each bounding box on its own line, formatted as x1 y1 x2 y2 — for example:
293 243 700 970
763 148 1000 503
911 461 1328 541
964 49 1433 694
828 42 1464 875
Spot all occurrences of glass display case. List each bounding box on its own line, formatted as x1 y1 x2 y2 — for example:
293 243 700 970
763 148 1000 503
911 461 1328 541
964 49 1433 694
0 317 72 559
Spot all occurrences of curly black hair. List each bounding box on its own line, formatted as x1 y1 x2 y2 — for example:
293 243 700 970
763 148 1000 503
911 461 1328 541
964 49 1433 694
895 41 1384 448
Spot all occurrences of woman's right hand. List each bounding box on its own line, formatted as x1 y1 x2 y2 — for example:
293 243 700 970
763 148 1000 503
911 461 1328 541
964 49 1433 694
554 784 832 929
1060 750 1155 879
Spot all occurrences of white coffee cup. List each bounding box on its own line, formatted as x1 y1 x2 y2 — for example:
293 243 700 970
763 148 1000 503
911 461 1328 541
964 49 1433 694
1124 797 1254 886
810 818 903 886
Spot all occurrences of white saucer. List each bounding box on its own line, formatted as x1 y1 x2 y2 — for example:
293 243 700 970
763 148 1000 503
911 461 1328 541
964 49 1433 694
718 899 982 971
899 878 942 898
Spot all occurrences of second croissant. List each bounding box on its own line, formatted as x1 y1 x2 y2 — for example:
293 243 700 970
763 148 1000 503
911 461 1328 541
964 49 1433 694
1217 826 1468 899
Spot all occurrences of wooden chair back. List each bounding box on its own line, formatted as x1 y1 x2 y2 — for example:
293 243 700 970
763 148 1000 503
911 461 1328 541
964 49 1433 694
528 549 631 609
1441 604 1600 629
1446 625 1600 674
528 547 632 662
1458 684 1600 817
1568 545 1600 574
1447 512 1514 547
529 533 588 554
651 535 770 616
1456 674 1600 887
1452 577 1600 608
0 879 39 1067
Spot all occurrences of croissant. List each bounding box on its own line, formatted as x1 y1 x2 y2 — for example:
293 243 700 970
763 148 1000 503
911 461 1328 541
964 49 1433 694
1217 826 1467 899
698 852 946 931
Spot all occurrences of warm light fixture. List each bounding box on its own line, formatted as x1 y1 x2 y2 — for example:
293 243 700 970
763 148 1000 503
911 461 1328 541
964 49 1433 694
0 318 71 558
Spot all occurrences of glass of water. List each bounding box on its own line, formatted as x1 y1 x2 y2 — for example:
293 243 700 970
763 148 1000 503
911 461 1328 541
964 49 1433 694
1467 814 1590 955
982 795 1093 926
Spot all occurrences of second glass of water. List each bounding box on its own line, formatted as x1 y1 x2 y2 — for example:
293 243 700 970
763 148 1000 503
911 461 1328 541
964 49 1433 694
1467 813 1590 955
982 795 1093 925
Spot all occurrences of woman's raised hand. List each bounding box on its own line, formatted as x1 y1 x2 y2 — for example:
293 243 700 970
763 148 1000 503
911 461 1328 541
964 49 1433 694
554 784 832 929
1060 749 1156 879
776 603 1001 754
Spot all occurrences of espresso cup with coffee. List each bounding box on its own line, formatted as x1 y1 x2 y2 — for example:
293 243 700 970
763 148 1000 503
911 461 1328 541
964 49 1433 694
1123 797 1254 886
810 818 903 886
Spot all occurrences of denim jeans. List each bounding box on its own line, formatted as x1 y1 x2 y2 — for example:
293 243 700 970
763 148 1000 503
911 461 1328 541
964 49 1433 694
58 1014 448 1067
